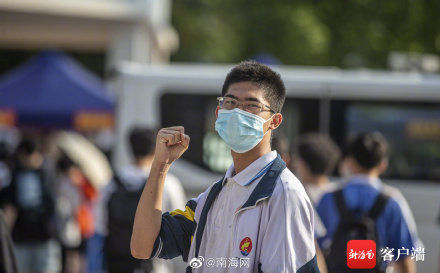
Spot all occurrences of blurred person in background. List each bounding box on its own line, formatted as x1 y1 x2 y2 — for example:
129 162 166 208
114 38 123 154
0 142 11 190
292 133 341 205
95 127 186 273
0 210 19 273
316 132 421 273
289 133 341 273
0 137 61 273
271 133 291 167
56 154 96 273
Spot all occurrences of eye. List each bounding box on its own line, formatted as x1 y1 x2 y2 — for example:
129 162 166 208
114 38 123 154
247 103 260 109
223 98 237 107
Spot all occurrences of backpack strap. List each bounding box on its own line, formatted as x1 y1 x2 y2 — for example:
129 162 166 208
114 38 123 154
194 179 223 257
185 178 223 273
367 192 390 220
334 189 353 218
112 175 129 192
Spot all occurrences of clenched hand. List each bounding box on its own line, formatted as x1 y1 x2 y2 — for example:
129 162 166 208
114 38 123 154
154 126 190 165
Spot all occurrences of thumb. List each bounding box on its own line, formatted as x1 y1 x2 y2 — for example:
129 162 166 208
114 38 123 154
179 134 190 149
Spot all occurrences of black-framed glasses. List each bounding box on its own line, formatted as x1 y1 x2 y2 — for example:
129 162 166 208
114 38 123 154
217 96 275 114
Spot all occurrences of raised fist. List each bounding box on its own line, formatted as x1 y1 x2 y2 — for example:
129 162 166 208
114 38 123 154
154 126 190 165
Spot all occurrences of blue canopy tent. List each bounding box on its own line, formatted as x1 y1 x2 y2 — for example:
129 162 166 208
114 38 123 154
0 51 114 130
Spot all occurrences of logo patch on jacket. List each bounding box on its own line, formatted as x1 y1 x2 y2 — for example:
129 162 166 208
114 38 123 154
239 237 252 256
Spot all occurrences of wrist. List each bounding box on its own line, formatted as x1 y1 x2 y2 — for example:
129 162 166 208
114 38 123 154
152 158 171 172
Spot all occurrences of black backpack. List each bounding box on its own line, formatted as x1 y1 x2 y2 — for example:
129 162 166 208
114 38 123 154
10 168 57 242
104 176 152 273
324 189 389 273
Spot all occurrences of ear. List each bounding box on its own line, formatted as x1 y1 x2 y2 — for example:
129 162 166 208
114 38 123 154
377 159 388 175
269 113 283 130
215 106 219 118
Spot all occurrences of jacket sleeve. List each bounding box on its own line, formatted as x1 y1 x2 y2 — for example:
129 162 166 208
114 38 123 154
149 195 199 262
258 182 320 273
384 195 423 256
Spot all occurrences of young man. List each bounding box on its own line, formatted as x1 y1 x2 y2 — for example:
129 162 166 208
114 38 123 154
95 127 186 273
292 133 341 205
316 132 421 273
131 61 319 273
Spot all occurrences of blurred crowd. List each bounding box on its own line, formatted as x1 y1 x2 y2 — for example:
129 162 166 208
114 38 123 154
0 127 185 273
0 127 436 273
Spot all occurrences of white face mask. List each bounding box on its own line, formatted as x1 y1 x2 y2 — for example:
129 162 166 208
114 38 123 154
215 108 273 153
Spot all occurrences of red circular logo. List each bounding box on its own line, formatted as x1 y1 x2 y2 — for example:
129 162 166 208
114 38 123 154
239 237 253 256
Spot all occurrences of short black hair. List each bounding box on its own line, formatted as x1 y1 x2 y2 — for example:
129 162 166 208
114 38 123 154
221 60 286 113
16 137 37 156
296 133 341 175
56 153 75 173
128 127 156 158
346 132 388 170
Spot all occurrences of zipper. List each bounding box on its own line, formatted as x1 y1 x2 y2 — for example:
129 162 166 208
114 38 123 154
228 196 270 257
229 158 275 254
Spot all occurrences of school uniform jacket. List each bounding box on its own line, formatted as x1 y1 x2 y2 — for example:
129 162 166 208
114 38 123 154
149 152 320 273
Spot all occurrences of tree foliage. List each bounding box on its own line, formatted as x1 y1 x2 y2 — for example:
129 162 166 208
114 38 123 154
171 0 440 68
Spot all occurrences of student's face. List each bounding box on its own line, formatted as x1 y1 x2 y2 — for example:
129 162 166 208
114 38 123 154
215 81 282 133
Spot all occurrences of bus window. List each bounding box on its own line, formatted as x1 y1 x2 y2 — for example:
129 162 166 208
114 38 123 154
331 101 440 181
161 93 320 173
278 98 320 152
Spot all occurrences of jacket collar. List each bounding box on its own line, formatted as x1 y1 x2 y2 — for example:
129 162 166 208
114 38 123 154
240 154 286 210
223 151 278 187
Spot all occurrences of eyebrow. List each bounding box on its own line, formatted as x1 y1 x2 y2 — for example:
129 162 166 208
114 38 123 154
224 94 262 103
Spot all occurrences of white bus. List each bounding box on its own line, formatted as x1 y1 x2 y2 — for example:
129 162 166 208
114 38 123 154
113 63 440 272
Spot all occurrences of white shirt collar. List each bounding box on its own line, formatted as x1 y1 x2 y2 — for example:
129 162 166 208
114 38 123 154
223 151 278 187
115 164 151 186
